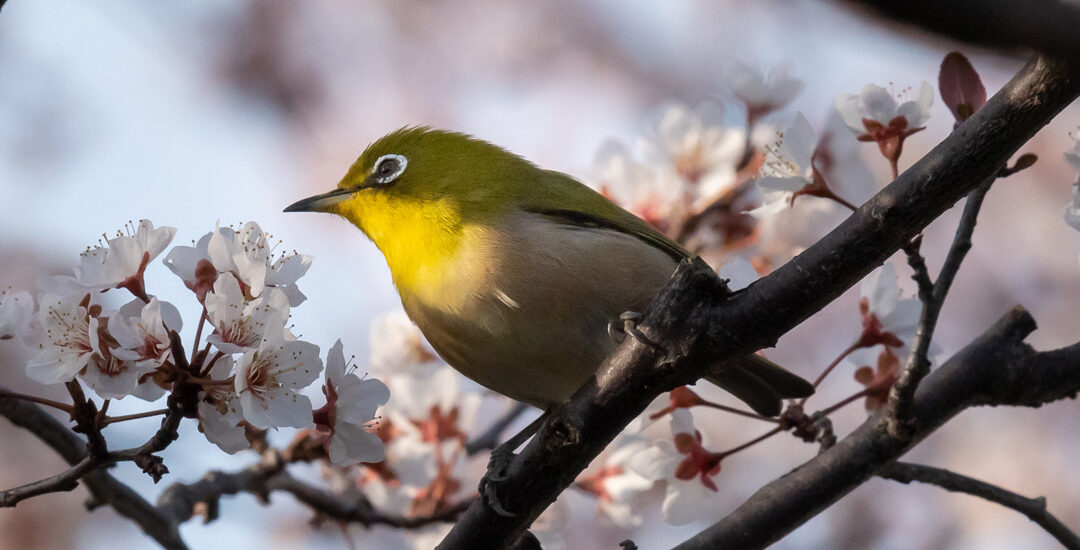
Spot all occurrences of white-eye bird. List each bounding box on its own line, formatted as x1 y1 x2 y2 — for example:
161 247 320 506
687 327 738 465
285 127 812 417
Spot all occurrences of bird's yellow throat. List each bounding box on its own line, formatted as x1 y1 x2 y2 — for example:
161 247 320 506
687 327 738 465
332 191 468 298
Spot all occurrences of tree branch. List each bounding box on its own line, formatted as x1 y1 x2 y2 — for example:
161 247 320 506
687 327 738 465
438 55 1080 550
887 181 992 435
843 0 1080 60
879 462 1080 549
0 391 188 550
674 308 1080 548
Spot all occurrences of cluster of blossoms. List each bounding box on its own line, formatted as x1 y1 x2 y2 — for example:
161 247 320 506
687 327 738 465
4 220 389 466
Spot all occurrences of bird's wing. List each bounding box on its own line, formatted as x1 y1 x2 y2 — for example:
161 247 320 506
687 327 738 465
519 170 690 262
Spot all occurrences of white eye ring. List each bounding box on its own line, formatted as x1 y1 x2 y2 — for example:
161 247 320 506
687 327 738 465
372 154 408 185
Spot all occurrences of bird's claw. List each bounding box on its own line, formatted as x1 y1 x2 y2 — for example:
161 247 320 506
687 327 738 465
609 311 664 352
478 446 517 517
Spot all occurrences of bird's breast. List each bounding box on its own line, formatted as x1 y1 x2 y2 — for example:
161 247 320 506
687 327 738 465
397 211 677 407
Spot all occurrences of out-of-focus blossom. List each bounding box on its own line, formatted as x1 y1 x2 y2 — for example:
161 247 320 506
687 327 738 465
938 52 986 126
75 219 176 297
164 222 311 306
748 113 817 218
846 262 923 369
1066 133 1080 185
532 496 570 550
314 340 390 465
575 438 653 528
629 409 720 525
109 297 181 367
0 288 33 340
204 274 290 354
638 103 746 207
728 63 803 123
25 292 99 384
368 310 443 377
1064 185 1080 231
234 336 321 429
854 348 901 411
836 82 933 165
198 356 251 454
591 139 684 233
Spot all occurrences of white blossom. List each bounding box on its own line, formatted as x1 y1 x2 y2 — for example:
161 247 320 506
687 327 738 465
728 63 802 120
590 139 684 230
109 297 182 367
204 274 290 354
368 310 444 378
25 291 98 385
317 340 390 465
234 336 321 429
847 262 924 368
836 82 934 135
75 219 175 292
0 288 33 340
577 438 654 528
748 113 817 218
629 409 719 525
198 356 251 454
638 103 746 207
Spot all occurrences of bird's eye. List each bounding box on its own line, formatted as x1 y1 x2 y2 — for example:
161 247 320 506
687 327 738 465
371 154 408 185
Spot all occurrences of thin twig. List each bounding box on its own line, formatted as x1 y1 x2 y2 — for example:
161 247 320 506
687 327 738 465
887 181 992 436
0 456 97 507
100 408 169 427
0 389 74 414
880 462 1080 549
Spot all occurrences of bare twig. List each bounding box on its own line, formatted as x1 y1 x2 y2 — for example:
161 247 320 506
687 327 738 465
887 181 992 436
0 456 96 507
879 462 1080 549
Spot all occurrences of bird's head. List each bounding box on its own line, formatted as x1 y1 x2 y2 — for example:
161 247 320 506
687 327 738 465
285 127 536 236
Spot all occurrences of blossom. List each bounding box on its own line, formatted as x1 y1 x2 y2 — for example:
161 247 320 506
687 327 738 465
847 262 923 368
25 292 99 385
164 222 311 306
0 288 33 340
638 103 748 210
197 356 251 453
314 340 390 465
748 113 818 218
75 219 176 296
728 63 803 123
591 139 684 232
575 438 653 528
109 297 182 367
629 409 721 525
836 82 933 165
854 348 901 411
204 274 290 354
234 336 321 429
1064 185 1080 232
368 310 443 378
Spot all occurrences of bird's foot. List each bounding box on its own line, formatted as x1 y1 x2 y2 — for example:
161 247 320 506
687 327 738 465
609 310 664 352
478 445 518 517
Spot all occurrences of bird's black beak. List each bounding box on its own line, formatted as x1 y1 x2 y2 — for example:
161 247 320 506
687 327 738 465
283 187 357 213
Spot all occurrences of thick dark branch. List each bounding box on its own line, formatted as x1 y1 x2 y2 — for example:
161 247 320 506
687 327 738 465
879 462 1080 549
843 0 1080 60
887 181 992 434
438 56 1080 550
0 391 187 550
674 307 1080 549
157 456 471 529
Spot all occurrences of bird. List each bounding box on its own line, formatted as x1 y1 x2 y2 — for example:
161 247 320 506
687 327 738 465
284 126 812 418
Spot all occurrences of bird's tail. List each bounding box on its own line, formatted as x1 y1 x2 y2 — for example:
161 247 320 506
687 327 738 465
705 355 814 417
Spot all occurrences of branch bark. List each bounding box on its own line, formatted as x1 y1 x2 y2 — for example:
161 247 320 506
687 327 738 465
675 308 1080 549
879 462 1080 549
438 55 1080 549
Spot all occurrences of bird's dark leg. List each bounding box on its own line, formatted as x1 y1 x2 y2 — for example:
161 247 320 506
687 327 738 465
479 408 550 517
610 310 664 352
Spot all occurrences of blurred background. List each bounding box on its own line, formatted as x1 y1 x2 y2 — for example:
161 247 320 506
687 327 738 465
1 1 1079 549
